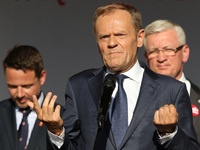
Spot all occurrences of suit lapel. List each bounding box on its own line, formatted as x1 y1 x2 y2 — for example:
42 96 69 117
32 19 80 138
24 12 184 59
1 99 19 150
120 64 161 149
87 67 118 149
87 67 105 109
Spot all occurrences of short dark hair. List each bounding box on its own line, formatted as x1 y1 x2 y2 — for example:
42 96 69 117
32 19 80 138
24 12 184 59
3 45 44 79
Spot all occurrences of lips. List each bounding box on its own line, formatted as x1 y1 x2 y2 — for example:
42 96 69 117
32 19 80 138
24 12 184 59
157 64 169 70
16 98 27 104
109 51 119 54
108 50 122 56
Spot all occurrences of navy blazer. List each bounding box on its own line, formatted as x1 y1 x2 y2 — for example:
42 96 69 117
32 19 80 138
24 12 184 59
47 61 199 150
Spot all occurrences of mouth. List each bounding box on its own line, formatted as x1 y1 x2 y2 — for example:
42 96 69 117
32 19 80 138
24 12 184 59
157 64 169 70
16 97 29 104
109 51 121 56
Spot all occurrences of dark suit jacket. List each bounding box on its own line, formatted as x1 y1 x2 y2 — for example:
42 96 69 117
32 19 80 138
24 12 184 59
47 61 199 150
189 79 200 144
0 96 63 150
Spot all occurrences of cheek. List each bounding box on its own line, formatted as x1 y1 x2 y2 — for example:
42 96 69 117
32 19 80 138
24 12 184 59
127 41 138 57
147 60 159 72
98 45 106 57
172 61 181 71
149 60 157 66
25 86 41 97
8 89 16 97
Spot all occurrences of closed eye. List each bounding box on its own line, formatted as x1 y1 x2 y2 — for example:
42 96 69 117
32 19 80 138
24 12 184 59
21 85 33 89
8 85 17 89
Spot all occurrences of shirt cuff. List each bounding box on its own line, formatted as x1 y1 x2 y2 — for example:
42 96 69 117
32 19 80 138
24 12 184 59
48 127 65 149
157 126 178 145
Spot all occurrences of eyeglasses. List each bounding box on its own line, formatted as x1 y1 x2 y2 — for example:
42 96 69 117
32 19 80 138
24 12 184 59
145 45 185 59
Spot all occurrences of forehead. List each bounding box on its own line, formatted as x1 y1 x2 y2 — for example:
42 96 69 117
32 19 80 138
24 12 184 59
5 68 37 84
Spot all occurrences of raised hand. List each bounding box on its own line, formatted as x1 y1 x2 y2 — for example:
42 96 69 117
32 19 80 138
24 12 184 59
27 92 64 136
154 104 178 134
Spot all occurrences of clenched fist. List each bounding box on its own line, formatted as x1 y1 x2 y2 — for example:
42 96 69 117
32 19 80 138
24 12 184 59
154 104 178 134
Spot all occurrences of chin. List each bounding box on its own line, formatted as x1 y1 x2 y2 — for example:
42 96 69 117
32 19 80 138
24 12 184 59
160 72 171 77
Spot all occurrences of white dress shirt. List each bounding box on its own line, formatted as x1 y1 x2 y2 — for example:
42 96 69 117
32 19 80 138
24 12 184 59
179 72 191 96
107 60 144 125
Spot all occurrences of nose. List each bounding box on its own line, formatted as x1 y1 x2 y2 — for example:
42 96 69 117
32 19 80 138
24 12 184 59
108 36 118 48
16 86 24 98
157 50 167 62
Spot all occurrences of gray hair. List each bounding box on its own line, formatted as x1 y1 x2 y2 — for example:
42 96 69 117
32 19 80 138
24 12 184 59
143 20 186 49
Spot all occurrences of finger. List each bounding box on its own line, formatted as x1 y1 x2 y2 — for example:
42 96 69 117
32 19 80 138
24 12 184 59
54 105 61 119
42 92 53 118
48 95 57 116
32 95 43 119
158 106 165 124
27 100 34 109
163 105 171 123
169 105 178 123
154 110 159 124
169 104 176 113
43 92 52 107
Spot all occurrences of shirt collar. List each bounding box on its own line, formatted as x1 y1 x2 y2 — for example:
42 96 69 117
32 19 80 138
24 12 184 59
178 72 191 95
106 60 144 84
179 72 186 83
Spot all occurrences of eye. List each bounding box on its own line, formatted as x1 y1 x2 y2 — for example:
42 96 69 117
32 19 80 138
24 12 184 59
99 35 110 40
22 85 32 89
149 49 159 54
8 85 17 89
115 33 126 38
164 49 174 52
117 34 124 36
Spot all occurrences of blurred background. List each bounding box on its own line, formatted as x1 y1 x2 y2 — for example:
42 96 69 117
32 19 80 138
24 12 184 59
0 0 199 105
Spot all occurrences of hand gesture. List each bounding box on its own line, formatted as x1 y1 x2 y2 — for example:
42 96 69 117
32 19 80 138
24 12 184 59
27 92 64 136
154 104 178 134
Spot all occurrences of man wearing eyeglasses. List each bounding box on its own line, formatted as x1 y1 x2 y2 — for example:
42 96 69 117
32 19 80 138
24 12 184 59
144 19 200 143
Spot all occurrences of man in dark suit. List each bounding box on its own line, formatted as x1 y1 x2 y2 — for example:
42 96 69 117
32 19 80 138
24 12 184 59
0 45 62 150
144 19 200 143
29 3 199 150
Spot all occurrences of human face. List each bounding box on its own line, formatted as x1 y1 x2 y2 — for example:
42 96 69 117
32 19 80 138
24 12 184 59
95 9 144 73
5 68 46 108
145 29 189 80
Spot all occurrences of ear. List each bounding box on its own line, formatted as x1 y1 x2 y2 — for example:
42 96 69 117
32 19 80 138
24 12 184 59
39 70 46 86
182 45 190 63
137 29 145 47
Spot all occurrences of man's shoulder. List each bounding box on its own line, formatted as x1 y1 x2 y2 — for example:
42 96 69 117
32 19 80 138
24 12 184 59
69 67 104 81
158 73 183 85
142 62 184 87
0 98 13 107
187 78 200 102
189 79 200 94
